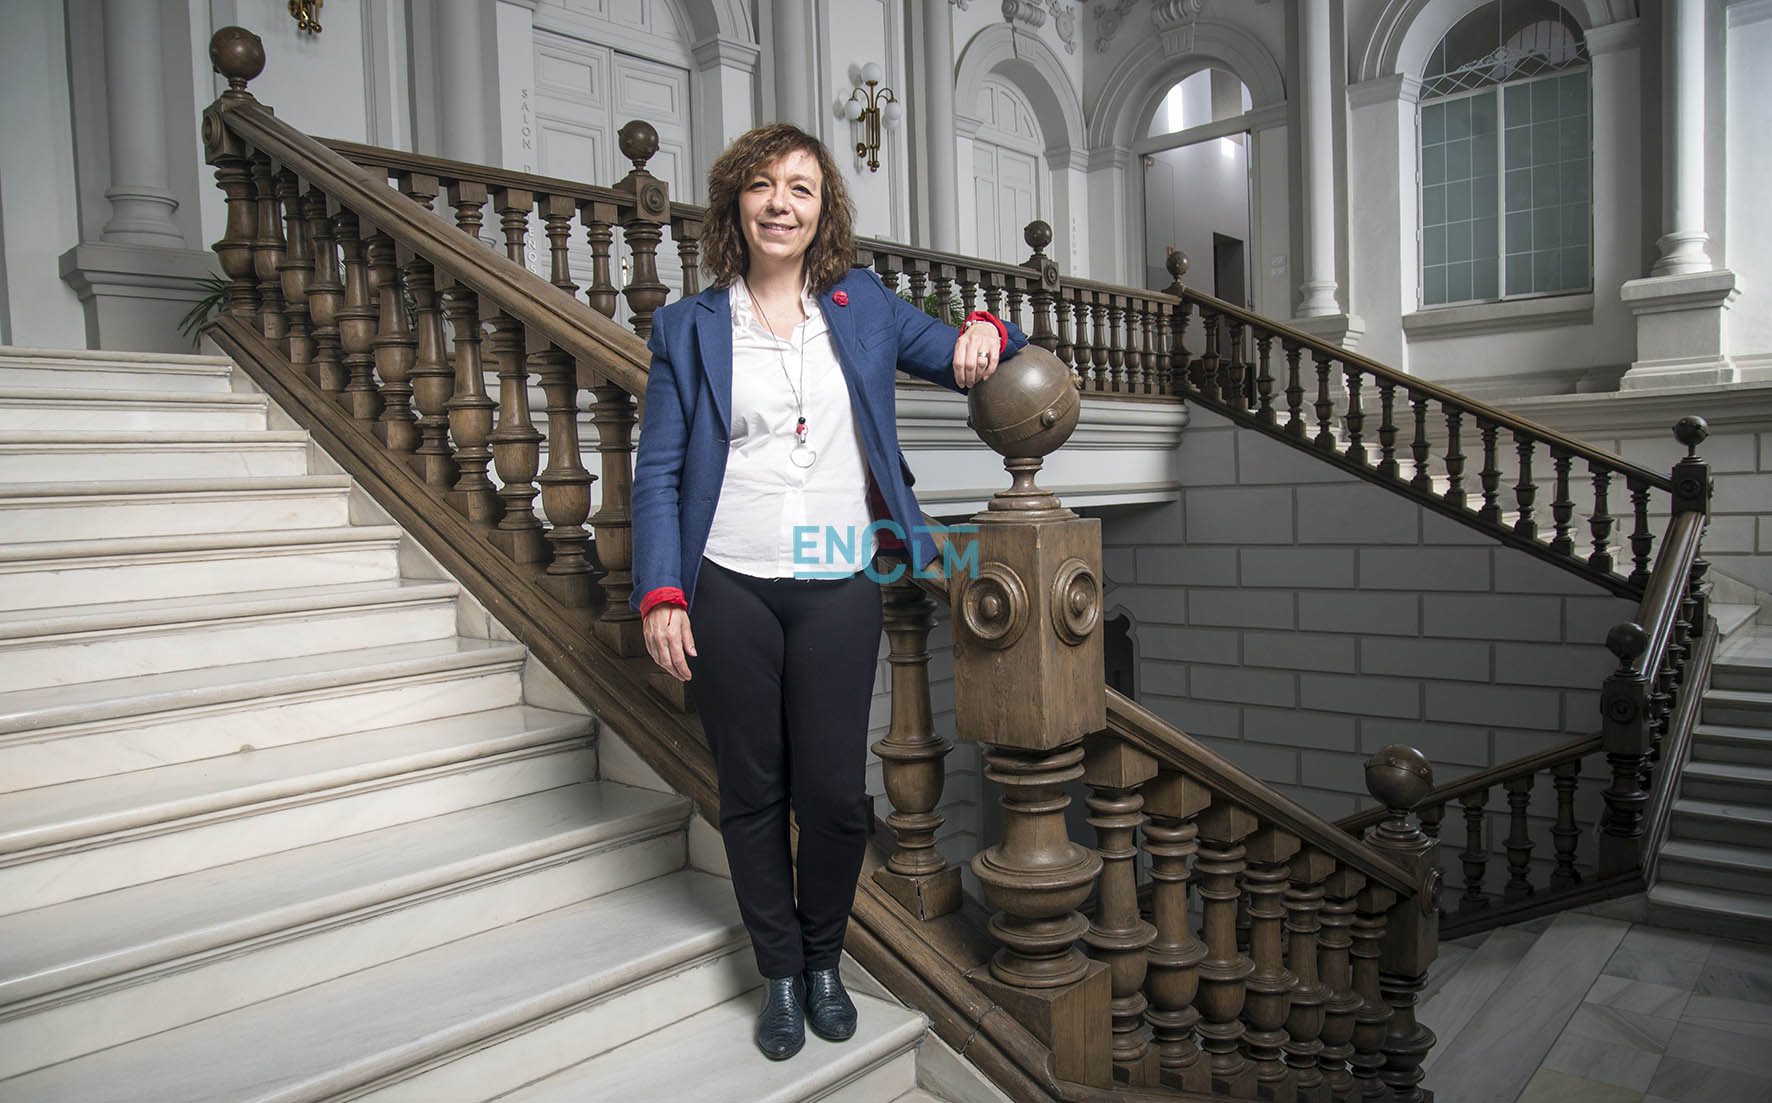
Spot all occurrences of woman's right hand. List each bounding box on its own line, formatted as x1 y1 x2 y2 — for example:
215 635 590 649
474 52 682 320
643 604 697 682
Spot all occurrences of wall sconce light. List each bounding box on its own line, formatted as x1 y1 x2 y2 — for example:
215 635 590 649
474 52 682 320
840 63 902 173
289 0 322 34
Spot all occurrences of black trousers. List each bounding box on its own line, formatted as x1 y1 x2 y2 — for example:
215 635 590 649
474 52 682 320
686 557 883 979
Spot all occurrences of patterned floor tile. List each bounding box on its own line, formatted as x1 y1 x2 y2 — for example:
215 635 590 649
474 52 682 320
1663 1021 1772 1078
1561 1004 1679 1052
1645 1056 1772 1103
1514 1068 1644 1103
1696 940 1772 1006
1541 1033 1663 1090
1682 993 1772 1041
1584 975 1693 1020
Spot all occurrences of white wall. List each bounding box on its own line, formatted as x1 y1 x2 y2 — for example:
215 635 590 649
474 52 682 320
1725 4 1772 371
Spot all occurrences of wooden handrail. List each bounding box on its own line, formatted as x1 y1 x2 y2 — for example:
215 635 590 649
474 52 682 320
1336 733 1603 834
1175 285 1670 492
216 99 652 401
1628 510 1707 679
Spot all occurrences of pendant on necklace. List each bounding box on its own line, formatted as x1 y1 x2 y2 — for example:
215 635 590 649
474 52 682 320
791 417 816 467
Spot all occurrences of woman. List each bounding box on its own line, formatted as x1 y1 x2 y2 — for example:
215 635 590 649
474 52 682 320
631 123 1026 1061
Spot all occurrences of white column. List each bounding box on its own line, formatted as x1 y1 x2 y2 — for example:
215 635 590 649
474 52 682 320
99 0 181 245
1651 0 1712 275
437 0 492 164
773 1 813 128
921 0 959 252
1296 0 1339 316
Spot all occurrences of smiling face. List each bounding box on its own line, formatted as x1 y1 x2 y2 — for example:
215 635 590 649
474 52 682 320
737 149 823 277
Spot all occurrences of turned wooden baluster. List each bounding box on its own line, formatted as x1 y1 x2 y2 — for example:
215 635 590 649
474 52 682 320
1349 882 1395 1102
1364 747 1440 1103
1443 407 1467 507
1503 773 1535 900
611 122 670 340
274 169 313 368
1223 319 1246 407
1282 342 1306 437
441 278 500 525
1198 311 1222 399
304 189 346 393
1122 301 1143 392
1252 334 1275 423
540 195 578 296
673 213 702 295
1194 801 1258 1098
1589 463 1616 572
1104 296 1126 393
1083 736 1159 1085
1241 826 1301 1100
1406 391 1432 492
486 187 547 563
590 381 642 654
249 152 286 341
983 274 1006 323
1090 294 1113 392
876 252 903 304
1459 789 1490 912
332 211 382 426
871 573 959 918
1022 222 1060 353
1549 448 1576 555
1143 769 1211 1093
1514 432 1540 539
366 231 418 453
1338 370 1365 466
1312 352 1335 449
1628 478 1654 587
1317 867 1366 1102
403 253 457 490
1161 252 1191 381
536 346 598 607
1283 847 1335 1103
906 263 929 316
1551 760 1582 890
447 179 488 245
1376 381 1399 478
581 200 620 320
1477 419 1501 523
1054 287 1077 372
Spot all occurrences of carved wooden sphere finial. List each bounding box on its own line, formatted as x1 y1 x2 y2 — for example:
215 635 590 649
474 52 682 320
618 120 661 170
1365 745 1433 812
1165 249 1190 280
1606 621 1649 666
210 27 266 93
1023 220 1053 252
965 345 1080 460
1673 415 1709 455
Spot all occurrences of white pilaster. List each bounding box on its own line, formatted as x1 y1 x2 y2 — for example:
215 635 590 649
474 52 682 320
692 36 760 200
1652 0 1711 276
1296 0 1339 317
99 0 181 246
921 0 959 252
772 1 814 129
437 0 494 165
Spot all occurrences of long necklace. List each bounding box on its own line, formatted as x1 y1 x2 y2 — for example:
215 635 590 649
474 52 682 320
747 289 817 469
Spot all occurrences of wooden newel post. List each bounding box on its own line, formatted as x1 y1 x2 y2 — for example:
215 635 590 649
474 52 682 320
610 120 670 341
1021 220 1061 353
872 572 961 919
952 345 1111 1087
202 28 267 323
1597 621 1651 877
1363 746 1441 1103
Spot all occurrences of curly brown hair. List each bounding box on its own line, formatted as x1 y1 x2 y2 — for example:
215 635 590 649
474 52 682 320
701 124 857 296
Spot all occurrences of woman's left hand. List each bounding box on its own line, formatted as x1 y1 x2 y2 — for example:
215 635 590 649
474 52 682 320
953 321 999 388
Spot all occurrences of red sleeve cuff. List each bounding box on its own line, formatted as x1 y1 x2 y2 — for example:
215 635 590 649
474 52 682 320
639 587 687 618
965 310 1009 354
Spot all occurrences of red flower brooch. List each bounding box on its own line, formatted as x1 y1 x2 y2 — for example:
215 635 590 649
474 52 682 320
832 290 848 306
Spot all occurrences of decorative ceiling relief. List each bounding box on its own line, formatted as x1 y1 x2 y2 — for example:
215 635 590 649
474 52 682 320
1001 0 1047 30
1093 0 1138 53
1001 0 1077 55
1093 0 1205 55
1047 0 1079 54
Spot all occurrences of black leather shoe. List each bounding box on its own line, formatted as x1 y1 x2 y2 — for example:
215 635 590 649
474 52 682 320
802 966 857 1042
755 975 805 1060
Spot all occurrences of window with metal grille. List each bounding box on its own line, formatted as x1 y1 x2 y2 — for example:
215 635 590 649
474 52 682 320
1418 1 1592 306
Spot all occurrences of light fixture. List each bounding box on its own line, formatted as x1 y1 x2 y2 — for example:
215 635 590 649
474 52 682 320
841 62 901 173
289 0 322 34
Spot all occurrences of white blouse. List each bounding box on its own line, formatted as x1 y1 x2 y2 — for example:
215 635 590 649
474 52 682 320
701 276 876 579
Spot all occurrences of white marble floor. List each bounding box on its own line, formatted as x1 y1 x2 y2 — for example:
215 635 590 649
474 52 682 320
1425 903 1772 1103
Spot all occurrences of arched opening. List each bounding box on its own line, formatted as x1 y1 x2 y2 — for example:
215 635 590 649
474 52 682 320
971 77 1047 266
1139 68 1254 298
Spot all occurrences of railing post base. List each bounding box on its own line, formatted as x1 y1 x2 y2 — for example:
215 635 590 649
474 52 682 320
972 961 1113 1088
872 865 961 921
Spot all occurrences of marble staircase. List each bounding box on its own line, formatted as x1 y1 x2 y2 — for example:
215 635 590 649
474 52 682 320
0 346 963 1103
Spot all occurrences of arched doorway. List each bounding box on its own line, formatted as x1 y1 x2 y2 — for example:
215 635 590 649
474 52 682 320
1140 67 1254 299
971 77 1046 267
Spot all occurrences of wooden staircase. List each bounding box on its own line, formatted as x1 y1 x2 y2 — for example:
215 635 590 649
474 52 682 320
0 346 954 1103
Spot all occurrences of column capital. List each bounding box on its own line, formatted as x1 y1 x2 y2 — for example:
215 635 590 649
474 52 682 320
1087 145 1131 173
691 35 761 72
1348 73 1421 110
1044 145 1090 174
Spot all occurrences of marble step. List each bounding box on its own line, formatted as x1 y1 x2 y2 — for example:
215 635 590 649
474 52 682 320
496 988 927 1103
1657 838 1772 898
1645 880 1772 943
0 781 687 1079
0 704 595 914
0 387 267 432
1680 760 1772 805
0 579 460 694
0 524 403 610
0 476 354 542
0 637 529 790
1702 687 1772 728
1690 724 1772 769
0 430 311 482
1668 796 1772 849
0 348 236 393
1713 627 1772 693
0 871 748 1103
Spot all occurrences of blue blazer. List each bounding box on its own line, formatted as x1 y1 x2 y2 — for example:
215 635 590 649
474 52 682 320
630 266 1028 611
